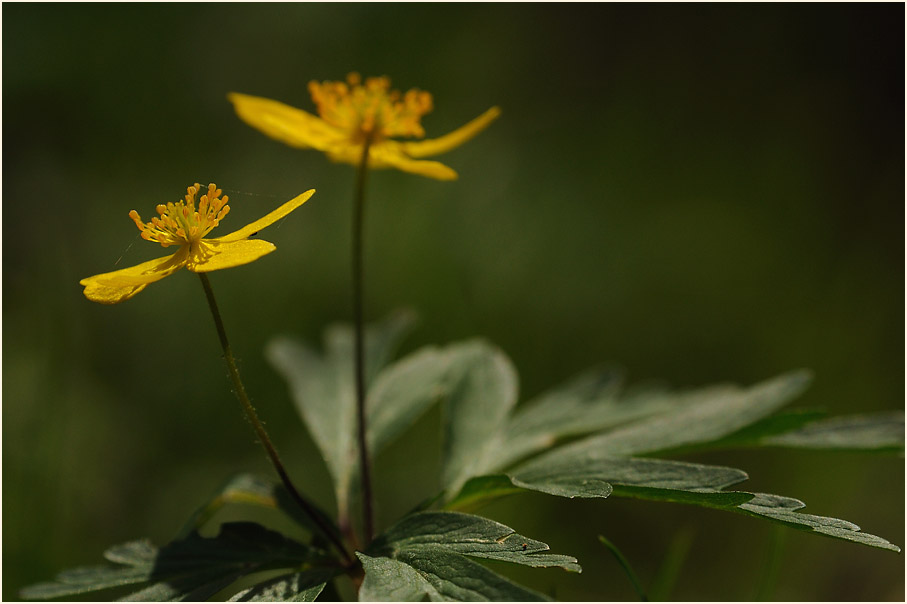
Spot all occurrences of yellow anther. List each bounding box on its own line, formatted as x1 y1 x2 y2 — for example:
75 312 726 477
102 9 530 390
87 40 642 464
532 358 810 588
308 73 434 142
129 182 231 248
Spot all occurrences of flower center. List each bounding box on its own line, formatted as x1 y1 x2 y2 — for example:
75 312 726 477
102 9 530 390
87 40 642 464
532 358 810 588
130 183 230 248
308 72 433 143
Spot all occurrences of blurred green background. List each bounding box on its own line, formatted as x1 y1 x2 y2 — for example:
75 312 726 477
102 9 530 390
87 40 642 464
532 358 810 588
3 3 903 601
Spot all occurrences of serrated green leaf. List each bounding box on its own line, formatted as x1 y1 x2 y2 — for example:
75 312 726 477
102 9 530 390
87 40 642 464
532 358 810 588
441 340 519 493
759 411 905 452
358 553 442 602
21 523 323 601
370 511 581 572
397 549 551 601
446 455 758 511
228 570 336 601
22 565 152 599
444 469 897 553
510 454 748 505
736 493 901 552
359 551 551 602
266 311 415 521
445 472 615 510
441 360 900 553
359 512 578 601
546 370 811 459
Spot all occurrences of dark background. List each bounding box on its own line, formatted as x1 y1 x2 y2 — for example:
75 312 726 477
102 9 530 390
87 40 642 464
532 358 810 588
3 3 904 601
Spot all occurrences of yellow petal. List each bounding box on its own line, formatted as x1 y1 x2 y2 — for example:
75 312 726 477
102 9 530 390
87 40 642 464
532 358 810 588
374 149 459 180
400 106 501 158
326 143 458 180
214 190 315 243
228 93 347 151
81 281 149 305
188 239 277 273
79 248 189 304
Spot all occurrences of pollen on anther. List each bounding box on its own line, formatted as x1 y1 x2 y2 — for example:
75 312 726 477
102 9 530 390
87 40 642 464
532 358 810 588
126 182 233 247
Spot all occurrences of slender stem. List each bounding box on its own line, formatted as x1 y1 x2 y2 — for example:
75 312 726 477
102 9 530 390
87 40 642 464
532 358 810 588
198 272 353 566
352 136 375 544
599 535 648 601
649 527 694 601
754 526 787 601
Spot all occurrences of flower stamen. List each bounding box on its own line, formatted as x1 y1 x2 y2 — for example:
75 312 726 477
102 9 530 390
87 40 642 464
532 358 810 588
130 183 231 247
308 72 433 143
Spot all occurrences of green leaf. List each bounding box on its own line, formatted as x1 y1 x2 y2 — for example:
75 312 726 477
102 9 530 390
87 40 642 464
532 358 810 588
180 474 278 536
358 553 442 602
441 363 900 552
445 475 527 512
509 473 614 500
178 474 341 548
266 335 355 521
119 571 244 602
607 484 753 508
366 345 451 456
545 370 812 459
329 309 419 387
266 311 416 520
736 493 901 552
20 523 325 601
228 570 336 601
441 340 519 493
446 468 898 553
359 511 580 602
758 411 905 452
395 549 551 601
684 408 828 452
511 455 750 506
494 367 626 470
370 511 581 572
493 367 735 472
447 457 751 510
358 551 550 601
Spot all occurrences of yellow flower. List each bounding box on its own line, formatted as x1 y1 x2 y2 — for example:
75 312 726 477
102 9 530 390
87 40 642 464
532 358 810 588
80 183 314 304
228 73 500 180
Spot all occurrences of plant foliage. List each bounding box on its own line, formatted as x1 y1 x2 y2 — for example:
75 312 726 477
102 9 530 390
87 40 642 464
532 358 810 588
23 314 902 601
20 523 337 602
